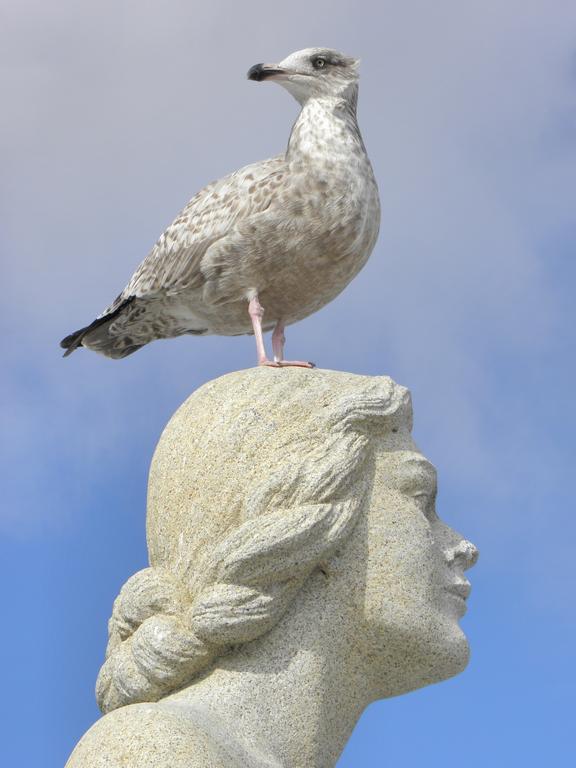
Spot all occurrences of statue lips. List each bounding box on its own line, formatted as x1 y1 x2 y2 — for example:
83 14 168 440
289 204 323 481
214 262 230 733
444 581 471 615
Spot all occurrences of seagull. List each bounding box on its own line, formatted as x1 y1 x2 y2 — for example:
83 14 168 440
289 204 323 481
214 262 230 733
60 48 380 367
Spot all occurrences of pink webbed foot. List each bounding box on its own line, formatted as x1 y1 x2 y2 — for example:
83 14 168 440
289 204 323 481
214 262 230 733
257 359 315 368
270 359 315 368
271 321 315 367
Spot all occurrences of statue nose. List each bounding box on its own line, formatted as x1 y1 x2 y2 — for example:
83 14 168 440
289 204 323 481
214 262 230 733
447 539 479 570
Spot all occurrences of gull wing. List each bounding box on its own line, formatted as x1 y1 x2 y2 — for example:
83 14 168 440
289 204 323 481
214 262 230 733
102 155 286 315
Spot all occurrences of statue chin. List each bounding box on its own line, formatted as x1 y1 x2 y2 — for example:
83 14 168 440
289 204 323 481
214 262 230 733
358 605 472 701
66 368 478 768
393 630 472 698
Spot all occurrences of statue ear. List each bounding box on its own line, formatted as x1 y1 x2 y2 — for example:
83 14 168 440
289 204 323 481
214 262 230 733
206 499 359 587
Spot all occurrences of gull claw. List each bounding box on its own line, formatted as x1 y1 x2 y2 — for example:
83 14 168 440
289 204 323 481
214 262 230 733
277 360 315 369
258 359 315 369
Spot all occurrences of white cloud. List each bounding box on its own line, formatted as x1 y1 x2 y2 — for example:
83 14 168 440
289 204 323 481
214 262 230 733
2 0 575 550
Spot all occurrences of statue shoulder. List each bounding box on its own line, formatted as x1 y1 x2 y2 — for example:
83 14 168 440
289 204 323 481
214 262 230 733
65 701 268 768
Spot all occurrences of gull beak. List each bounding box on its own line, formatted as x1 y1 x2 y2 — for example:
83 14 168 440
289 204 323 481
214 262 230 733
247 63 286 81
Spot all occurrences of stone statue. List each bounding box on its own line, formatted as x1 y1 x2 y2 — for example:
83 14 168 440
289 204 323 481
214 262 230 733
66 368 478 768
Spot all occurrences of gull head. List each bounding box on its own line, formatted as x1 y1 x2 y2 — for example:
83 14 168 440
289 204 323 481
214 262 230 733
247 47 360 105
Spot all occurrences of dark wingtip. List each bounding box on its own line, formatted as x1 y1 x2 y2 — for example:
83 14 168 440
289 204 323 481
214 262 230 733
60 331 83 357
59 295 137 359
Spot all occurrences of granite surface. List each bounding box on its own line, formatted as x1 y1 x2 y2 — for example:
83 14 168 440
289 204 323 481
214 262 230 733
66 368 478 767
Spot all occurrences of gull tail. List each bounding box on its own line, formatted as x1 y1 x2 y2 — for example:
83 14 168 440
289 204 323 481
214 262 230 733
60 296 140 359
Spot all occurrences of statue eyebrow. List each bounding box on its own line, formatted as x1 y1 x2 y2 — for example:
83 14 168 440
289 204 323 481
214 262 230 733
397 458 437 486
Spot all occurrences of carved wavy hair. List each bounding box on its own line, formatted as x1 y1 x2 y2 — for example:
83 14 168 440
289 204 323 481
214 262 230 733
96 372 411 713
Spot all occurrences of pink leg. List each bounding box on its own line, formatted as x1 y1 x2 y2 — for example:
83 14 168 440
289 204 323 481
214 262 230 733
272 322 286 362
248 296 277 366
271 319 315 368
248 298 314 368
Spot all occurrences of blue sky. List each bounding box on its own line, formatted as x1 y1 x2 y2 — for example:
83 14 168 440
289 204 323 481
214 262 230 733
2 1 575 765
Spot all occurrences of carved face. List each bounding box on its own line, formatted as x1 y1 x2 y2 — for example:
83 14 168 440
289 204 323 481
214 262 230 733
343 430 478 699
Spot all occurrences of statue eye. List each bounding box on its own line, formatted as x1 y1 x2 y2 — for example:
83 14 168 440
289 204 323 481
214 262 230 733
313 56 327 70
412 490 437 520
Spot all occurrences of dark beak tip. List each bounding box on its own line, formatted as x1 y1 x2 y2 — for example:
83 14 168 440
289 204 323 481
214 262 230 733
247 63 265 81
247 63 284 81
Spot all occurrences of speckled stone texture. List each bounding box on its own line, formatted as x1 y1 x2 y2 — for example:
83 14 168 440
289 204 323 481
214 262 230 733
66 368 478 768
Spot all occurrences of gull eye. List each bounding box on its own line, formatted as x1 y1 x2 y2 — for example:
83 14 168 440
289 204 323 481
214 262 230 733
313 56 327 70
